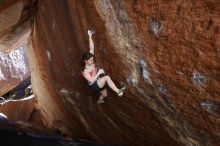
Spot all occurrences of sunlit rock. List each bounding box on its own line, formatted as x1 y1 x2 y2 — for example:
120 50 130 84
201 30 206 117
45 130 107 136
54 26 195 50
0 113 7 120
0 45 30 96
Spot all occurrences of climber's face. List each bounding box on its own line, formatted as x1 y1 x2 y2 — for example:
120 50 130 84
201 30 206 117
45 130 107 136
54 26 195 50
85 57 94 66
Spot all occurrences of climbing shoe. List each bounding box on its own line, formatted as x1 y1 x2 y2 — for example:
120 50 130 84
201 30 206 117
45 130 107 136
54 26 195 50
96 99 105 105
118 86 126 97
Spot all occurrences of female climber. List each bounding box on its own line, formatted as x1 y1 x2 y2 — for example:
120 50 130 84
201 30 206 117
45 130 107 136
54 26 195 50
80 30 125 104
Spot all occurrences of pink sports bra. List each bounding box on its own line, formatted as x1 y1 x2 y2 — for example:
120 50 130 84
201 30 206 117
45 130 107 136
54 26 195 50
88 65 97 77
85 65 97 84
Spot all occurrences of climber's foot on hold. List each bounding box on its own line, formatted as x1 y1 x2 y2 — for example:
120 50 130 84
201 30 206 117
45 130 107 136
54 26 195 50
96 99 105 105
118 86 126 97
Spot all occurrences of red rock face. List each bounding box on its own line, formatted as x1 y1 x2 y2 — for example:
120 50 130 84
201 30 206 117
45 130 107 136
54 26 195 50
0 95 35 121
1 0 220 146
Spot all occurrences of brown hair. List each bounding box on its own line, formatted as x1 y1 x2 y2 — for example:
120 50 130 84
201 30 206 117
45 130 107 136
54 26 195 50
80 52 94 71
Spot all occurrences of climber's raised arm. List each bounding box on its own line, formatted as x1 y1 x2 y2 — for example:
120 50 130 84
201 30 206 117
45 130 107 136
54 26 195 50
88 30 94 54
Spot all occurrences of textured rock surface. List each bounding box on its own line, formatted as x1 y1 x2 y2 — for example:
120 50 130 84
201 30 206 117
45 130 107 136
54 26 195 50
0 46 30 96
1 0 220 146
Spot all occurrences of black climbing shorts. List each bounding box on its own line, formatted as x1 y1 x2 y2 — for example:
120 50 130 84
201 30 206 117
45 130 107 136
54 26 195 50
88 80 105 92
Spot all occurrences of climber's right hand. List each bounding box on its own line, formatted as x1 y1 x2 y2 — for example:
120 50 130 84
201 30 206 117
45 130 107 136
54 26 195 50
88 30 93 37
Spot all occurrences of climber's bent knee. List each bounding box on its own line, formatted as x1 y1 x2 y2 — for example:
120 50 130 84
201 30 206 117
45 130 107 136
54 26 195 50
97 75 109 89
